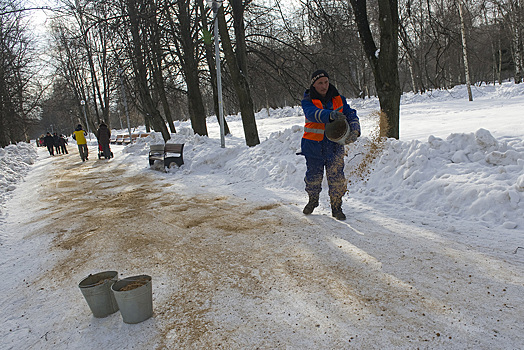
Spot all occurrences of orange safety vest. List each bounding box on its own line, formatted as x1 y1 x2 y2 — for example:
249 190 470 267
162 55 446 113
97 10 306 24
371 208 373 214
303 95 343 141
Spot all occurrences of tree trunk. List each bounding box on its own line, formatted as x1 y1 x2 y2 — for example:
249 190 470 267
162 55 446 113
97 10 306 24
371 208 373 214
196 0 230 135
217 3 260 146
513 27 523 83
127 0 170 141
458 0 473 101
75 1 110 125
149 0 176 134
497 38 502 85
349 0 401 139
175 0 208 136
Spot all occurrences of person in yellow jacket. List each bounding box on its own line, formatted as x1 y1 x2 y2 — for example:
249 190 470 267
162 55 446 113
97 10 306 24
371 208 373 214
72 124 89 162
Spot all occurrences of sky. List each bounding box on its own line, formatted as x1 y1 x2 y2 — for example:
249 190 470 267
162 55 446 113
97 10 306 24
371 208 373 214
0 81 523 349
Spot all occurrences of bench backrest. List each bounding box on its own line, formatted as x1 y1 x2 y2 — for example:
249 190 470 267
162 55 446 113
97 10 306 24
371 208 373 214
150 144 164 152
164 143 183 154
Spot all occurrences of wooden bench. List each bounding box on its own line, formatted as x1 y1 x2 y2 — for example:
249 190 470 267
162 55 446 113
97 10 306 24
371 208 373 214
115 135 125 144
149 143 184 168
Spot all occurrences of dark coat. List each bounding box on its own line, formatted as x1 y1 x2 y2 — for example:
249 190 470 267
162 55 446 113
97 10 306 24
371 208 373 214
43 134 54 147
96 124 111 145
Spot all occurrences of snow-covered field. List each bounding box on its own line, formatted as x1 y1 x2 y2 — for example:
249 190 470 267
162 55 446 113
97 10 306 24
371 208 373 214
1 82 523 349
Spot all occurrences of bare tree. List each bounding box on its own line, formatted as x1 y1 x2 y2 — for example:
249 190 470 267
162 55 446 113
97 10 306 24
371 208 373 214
51 23 90 127
217 1 260 147
125 0 170 141
196 0 230 135
458 0 473 100
144 0 177 133
492 0 524 83
0 1 40 146
349 0 401 138
165 0 208 136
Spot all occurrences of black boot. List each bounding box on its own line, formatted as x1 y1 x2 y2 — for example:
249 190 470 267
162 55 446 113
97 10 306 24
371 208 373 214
331 198 346 220
303 196 319 215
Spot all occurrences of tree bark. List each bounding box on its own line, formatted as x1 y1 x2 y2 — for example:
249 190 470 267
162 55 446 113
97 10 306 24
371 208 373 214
458 0 473 101
349 0 401 139
196 0 230 135
127 0 170 141
149 0 176 133
174 0 208 136
217 3 260 147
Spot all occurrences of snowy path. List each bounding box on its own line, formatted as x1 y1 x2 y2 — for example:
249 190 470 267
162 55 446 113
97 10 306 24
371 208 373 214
1 146 523 349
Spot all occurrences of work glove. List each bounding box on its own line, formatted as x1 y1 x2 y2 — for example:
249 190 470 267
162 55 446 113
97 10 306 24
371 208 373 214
329 110 346 122
345 130 360 144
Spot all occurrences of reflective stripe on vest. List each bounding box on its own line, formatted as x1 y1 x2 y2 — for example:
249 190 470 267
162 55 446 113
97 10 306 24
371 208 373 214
302 96 343 141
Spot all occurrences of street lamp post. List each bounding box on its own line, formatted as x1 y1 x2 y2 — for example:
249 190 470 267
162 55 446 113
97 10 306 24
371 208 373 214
80 100 91 140
206 0 225 148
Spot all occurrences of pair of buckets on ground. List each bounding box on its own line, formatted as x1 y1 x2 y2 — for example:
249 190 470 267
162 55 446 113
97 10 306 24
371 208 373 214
78 271 153 324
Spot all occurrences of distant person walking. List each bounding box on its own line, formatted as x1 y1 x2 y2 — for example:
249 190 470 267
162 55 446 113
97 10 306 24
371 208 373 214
43 132 55 156
96 121 111 159
53 132 61 155
73 124 89 162
59 135 69 154
299 69 361 220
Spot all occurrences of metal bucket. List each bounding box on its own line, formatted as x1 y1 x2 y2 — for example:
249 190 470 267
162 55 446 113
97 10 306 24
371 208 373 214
78 271 119 318
111 275 153 324
325 119 350 144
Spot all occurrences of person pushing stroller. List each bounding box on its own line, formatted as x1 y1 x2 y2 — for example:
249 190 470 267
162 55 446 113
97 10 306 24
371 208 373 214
96 121 112 159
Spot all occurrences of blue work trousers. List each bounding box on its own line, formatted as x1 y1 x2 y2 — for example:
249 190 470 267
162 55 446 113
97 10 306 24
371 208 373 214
304 153 346 201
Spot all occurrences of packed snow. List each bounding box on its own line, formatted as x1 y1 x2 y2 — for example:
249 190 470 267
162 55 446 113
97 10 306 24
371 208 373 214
1 81 523 349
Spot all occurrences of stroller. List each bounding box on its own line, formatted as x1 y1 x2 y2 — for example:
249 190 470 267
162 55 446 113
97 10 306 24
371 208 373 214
98 143 114 159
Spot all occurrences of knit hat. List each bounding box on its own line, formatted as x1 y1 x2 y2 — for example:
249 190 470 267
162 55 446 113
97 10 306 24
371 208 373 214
310 69 329 86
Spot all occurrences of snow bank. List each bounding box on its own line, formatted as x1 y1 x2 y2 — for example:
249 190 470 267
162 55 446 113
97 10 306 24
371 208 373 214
350 129 524 229
119 122 523 230
0 142 38 215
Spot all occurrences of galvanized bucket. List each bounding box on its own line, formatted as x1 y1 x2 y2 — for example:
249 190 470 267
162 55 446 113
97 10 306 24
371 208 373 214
325 119 350 144
78 271 119 318
111 275 153 324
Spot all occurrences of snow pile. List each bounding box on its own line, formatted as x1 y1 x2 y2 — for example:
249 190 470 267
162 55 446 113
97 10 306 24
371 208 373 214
0 142 38 214
120 125 523 230
401 81 524 105
349 128 524 229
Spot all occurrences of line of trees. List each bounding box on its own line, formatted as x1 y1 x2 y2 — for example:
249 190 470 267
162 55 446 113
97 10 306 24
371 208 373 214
1 0 523 147
0 1 44 147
